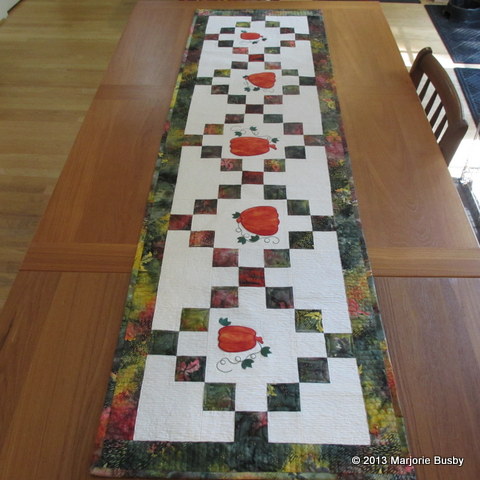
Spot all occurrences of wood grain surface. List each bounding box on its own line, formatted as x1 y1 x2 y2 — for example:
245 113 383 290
376 277 480 480
0 271 131 479
323 6 478 250
0 0 137 307
369 247 480 277
1 2 479 480
20 242 138 272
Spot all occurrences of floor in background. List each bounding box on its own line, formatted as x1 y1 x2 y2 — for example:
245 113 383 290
455 68 480 126
426 4 480 64
0 0 478 312
382 2 480 179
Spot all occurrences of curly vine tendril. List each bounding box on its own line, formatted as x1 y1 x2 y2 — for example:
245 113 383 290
216 350 261 373
263 236 280 244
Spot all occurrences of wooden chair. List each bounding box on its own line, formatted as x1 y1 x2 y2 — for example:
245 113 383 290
410 47 468 165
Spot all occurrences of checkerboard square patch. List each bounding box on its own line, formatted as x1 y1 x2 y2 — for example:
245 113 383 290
239 267 265 287
213 248 238 267
203 383 236 411
266 287 294 308
297 358 330 383
190 231 215 247
150 331 179 355
211 287 239 308
175 356 206 382
219 185 242 199
267 383 300 411
180 308 209 332
242 171 264 184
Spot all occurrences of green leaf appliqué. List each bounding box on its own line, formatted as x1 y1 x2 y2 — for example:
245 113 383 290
241 359 254 369
219 318 231 327
261 347 272 357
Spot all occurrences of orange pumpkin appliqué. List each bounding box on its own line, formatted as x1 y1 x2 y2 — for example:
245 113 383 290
244 72 276 89
230 136 277 156
235 206 280 236
216 318 272 371
240 32 262 40
218 326 264 352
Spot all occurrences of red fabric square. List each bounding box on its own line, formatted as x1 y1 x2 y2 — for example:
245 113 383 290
242 171 264 184
239 267 265 287
211 287 239 308
189 231 215 247
213 248 239 267
249 54 264 62
169 214 192 230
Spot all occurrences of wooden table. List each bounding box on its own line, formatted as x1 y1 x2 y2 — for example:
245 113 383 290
1 2 479 479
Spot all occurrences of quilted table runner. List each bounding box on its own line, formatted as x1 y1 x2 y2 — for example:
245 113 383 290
91 10 413 478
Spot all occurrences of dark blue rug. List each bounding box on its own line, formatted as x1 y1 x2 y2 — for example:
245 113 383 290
455 68 480 125
426 5 480 64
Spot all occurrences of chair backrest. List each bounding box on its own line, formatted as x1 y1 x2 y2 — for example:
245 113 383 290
410 47 468 165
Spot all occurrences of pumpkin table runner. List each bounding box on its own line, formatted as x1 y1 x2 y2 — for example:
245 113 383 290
91 10 413 478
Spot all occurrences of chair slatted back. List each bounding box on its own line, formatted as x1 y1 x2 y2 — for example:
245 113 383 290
410 47 468 165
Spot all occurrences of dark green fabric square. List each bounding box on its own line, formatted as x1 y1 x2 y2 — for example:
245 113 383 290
235 412 268 442
228 94 246 104
267 383 300 411
312 215 336 231
298 357 330 383
263 114 283 123
150 330 178 355
282 69 298 76
264 185 286 200
325 334 354 358
196 77 213 85
285 146 306 159
299 76 316 86
289 231 314 249
203 383 236 411
287 200 310 215
283 85 300 95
